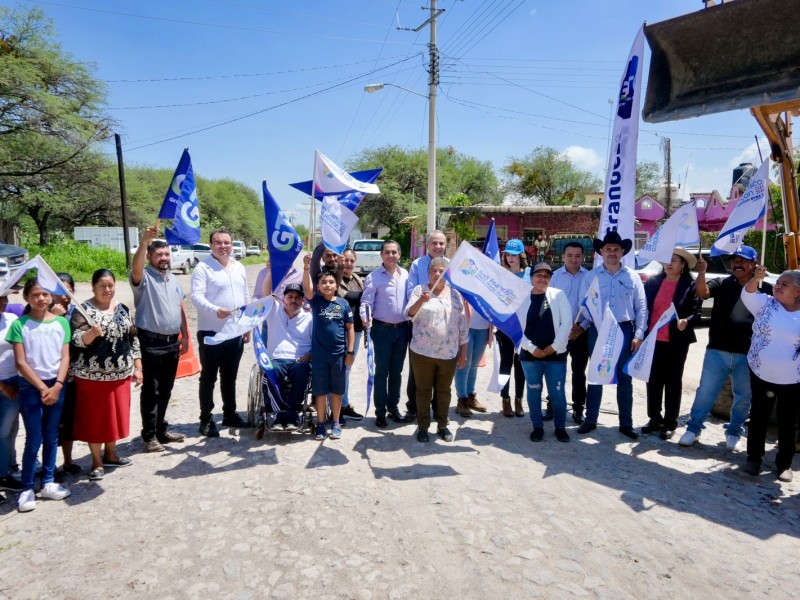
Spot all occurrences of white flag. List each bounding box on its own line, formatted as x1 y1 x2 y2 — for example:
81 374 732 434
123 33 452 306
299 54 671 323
588 307 624 385
638 201 701 264
486 340 509 394
623 303 677 382
596 25 645 270
204 296 273 345
313 150 380 196
321 195 359 255
711 158 770 257
580 277 603 327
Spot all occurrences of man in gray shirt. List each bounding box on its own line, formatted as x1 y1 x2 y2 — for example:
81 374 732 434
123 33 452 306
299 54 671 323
131 225 189 452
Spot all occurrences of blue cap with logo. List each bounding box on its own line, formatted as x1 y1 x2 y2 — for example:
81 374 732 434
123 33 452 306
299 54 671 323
731 245 757 261
504 239 525 255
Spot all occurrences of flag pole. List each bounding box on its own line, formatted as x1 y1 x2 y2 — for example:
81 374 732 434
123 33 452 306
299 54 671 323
410 270 448 322
309 152 317 250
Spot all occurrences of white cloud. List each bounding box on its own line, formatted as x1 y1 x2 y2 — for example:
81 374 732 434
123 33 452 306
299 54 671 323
563 145 604 172
529 8 538 17
728 137 768 169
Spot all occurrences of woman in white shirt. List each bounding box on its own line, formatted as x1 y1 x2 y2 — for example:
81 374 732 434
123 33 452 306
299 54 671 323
741 269 800 482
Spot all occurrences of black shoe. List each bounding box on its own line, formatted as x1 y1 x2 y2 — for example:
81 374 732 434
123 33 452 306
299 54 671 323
743 461 760 476
340 405 364 421
619 426 639 440
416 430 430 443
199 420 220 437
375 415 388 428
221 414 251 428
157 431 186 444
529 428 544 442
577 422 597 435
659 429 675 440
402 411 417 423
555 428 570 443
437 427 454 442
641 420 664 435
571 410 585 425
387 409 404 423
0 476 23 492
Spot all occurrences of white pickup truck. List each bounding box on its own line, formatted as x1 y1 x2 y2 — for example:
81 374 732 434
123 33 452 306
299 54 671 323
131 241 196 274
351 239 384 277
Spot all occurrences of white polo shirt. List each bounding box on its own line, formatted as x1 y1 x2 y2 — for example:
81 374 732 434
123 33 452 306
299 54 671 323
264 296 313 360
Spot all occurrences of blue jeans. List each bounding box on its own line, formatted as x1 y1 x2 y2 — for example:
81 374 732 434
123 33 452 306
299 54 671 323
0 376 20 476
455 328 490 398
19 377 65 491
686 349 751 437
370 323 409 416
270 359 311 413
521 360 568 429
585 322 635 427
342 331 362 407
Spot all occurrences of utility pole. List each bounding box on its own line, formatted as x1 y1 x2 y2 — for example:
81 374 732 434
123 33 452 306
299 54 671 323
661 137 672 216
400 2 444 233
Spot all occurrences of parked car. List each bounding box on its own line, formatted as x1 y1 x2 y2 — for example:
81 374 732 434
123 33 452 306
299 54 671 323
131 241 195 274
232 240 246 259
351 239 384 276
0 242 29 273
246 245 261 256
184 243 211 266
0 256 9 282
634 248 779 319
547 234 595 269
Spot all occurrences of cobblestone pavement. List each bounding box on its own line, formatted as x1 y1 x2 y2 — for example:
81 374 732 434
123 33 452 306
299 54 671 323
1 263 798 599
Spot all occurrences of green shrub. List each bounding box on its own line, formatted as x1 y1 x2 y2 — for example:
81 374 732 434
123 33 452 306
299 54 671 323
26 241 129 282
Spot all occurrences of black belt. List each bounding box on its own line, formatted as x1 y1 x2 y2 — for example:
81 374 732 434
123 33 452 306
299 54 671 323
373 319 409 328
138 329 180 343
618 320 635 327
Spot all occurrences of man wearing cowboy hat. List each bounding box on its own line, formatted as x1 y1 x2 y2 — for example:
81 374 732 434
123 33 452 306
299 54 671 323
576 231 647 439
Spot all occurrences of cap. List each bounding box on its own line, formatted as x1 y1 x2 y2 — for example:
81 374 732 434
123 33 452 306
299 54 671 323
504 239 525 255
532 262 553 274
283 283 304 295
731 245 757 261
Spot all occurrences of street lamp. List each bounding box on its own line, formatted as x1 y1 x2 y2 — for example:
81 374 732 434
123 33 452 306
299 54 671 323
364 82 437 233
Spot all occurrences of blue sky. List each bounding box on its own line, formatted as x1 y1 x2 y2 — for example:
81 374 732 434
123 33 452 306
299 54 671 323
11 0 779 220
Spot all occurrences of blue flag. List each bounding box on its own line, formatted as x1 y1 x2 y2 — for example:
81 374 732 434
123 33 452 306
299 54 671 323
288 168 383 201
363 304 375 417
482 218 500 263
160 149 200 245
253 326 284 413
263 181 303 288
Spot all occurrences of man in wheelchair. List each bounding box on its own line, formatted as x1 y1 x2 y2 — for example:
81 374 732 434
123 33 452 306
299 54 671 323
261 282 313 430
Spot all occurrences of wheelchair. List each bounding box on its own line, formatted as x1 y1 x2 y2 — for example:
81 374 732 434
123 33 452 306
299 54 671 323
246 362 315 439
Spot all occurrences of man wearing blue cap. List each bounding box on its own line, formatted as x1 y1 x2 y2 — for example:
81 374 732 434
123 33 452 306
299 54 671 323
679 245 773 450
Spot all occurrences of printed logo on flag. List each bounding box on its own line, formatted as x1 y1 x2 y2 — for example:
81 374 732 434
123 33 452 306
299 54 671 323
459 258 479 276
598 359 614 377
617 56 639 120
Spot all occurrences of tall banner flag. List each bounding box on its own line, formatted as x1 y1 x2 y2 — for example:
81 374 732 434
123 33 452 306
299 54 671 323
253 326 284 413
313 150 380 197
587 307 624 385
444 241 531 346
638 201 701 264
624 303 677 382
596 25 645 269
263 181 303 288
159 149 200 245
319 169 382 254
711 158 770 256
482 218 500 262
580 277 603 327
363 305 375 417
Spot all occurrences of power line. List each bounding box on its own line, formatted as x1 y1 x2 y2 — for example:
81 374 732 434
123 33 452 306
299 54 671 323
448 0 525 59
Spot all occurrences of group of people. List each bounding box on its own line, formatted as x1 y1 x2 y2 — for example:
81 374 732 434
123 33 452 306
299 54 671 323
3 224 798 514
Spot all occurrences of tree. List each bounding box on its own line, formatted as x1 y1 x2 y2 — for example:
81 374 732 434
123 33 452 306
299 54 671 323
346 145 500 236
0 6 113 242
503 146 601 206
636 161 661 199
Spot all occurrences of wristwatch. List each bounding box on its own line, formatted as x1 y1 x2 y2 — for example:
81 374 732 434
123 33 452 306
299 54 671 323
346 351 355 355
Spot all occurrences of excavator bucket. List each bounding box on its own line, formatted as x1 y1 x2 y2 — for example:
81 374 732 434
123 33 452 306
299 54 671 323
642 0 800 123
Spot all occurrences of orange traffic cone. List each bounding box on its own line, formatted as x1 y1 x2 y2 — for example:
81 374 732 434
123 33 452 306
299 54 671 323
176 304 200 378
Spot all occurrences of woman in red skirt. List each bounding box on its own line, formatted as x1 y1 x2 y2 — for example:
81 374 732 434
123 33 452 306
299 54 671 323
70 269 142 481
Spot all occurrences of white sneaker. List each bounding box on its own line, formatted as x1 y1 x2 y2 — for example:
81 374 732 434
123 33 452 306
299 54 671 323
679 430 699 447
725 435 740 450
40 482 71 501
18 489 36 512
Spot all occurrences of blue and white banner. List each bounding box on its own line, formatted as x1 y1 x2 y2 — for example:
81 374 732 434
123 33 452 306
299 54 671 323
289 168 383 201
204 296 273 346
711 159 770 257
624 303 676 382
160 149 200 245
587 307 624 385
253 326 283 413
313 150 380 196
596 25 645 269
580 277 603 326
444 241 531 347
364 304 375 417
263 181 303 288
638 201 700 264
482 218 500 263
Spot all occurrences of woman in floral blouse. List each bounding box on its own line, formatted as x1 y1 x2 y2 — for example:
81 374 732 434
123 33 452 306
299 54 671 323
71 269 142 481
405 257 468 443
